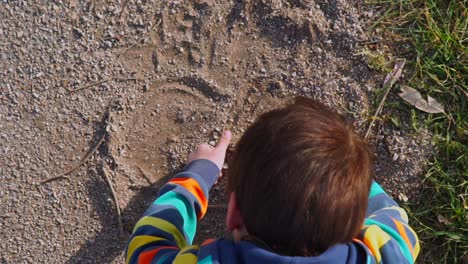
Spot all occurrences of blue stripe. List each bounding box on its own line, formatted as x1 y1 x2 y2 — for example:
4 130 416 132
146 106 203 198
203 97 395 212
182 159 220 190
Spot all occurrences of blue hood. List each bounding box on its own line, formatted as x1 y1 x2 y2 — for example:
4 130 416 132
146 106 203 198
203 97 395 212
215 239 368 264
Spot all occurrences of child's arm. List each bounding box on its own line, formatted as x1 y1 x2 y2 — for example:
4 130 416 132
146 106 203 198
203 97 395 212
125 131 232 264
358 181 420 264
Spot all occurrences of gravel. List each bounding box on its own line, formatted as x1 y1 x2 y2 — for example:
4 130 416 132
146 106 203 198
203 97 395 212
0 1 430 263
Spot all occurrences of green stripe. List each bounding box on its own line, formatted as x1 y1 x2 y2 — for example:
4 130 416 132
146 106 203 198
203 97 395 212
156 255 169 264
369 181 385 198
155 191 197 244
199 255 213 264
365 218 413 263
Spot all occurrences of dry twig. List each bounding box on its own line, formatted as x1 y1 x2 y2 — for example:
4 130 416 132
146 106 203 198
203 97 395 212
364 88 391 139
136 165 154 185
208 203 227 209
365 60 406 139
102 163 124 236
71 79 110 92
71 76 146 93
40 133 106 184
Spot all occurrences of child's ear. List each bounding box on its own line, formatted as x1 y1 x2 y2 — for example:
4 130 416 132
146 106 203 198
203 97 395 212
226 192 244 231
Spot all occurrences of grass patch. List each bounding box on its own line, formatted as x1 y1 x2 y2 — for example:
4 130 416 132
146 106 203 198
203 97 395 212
366 0 467 262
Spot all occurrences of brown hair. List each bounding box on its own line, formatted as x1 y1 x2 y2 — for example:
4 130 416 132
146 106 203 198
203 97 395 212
227 97 373 256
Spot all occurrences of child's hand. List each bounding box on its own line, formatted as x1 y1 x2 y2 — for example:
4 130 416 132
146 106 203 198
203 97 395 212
188 130 232 170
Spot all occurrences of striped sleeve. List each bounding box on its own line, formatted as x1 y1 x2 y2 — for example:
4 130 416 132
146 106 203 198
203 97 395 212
358 181 420 264
125 159 220 264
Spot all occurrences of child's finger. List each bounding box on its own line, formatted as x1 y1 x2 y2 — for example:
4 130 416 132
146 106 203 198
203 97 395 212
215 130 232 153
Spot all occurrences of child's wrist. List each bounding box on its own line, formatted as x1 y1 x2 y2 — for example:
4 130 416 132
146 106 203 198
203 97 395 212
184 159 220 189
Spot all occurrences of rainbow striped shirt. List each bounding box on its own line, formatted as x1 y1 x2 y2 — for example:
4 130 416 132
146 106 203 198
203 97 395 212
126 159 419 263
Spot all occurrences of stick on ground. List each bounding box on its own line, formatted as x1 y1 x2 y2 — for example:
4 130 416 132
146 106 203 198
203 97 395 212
365 60 405 139
136 165 154 185
364 86 392 139
102 163 124 236
72 79 110 92
208 203 227 209
40 133 106 185
71 76 146 93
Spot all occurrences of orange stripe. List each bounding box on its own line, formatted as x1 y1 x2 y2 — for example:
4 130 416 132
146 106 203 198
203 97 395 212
362 235 380 260
138 246 177 264
169 178 208 218
353 238 374 256
202 238 215 246
392 218 413 252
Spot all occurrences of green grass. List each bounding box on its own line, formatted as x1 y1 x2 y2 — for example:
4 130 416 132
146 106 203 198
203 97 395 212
366 0 467 263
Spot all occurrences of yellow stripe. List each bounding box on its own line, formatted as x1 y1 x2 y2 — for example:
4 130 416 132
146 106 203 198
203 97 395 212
126 236 164 264
133 216 186 248
173 245 199 264
413 239 421 260
180 245 199 254
362 225 391 263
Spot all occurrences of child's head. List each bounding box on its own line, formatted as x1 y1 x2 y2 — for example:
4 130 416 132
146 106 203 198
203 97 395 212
226 97 373 256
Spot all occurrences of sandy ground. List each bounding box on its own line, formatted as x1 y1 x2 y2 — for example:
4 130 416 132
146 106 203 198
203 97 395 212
1 0 431 263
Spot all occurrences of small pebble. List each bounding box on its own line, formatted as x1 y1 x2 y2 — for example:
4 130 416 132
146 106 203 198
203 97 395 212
176 112 186 123
398 193 408 202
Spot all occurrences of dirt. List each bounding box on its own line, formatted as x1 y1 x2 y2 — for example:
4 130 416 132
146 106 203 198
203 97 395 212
0 0 431 263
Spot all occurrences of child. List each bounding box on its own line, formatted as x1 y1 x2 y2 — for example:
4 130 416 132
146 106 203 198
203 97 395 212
126 97 420 264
